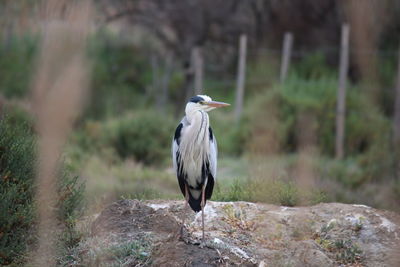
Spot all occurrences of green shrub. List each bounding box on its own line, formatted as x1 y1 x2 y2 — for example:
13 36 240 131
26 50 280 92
212 179 251 202
248 75 391 158
86 31 152 119
74 111 176 166
0 35 38 98
245 74 394 194
213 177 303 207
0 114 36 265
275 181 299 207
293 52 334 79
0 112 84 265
210 111 250 156
110 112 175 165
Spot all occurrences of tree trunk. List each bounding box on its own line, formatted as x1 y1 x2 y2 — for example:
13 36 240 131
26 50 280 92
335 24 350 159
234 34 247 122
192 47 203 95
280 32 293 83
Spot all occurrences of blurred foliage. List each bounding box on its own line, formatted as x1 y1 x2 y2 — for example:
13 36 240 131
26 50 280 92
213 176 326 207
213 179 250 202
210 112 249 156
0 34 37 98
0 31 399 212
86 31 153 119
72 154 179 207
73 111 176 166
0 112 35 265
248 75 391 158
245 74 395 206
0 110 84 266
110 112 175 165
0 32 154 118
293 52 335 79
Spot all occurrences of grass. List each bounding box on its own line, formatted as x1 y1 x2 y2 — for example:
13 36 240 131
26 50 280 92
106 239 152 266
59 72 398 212
68 140 398 212
64 128 400 215
61 236 152 266
79 155 179 210
315 222 363 265
333 239 363 264
59 209 153 266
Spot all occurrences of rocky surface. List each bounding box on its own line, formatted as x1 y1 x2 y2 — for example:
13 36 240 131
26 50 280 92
83 200 400 266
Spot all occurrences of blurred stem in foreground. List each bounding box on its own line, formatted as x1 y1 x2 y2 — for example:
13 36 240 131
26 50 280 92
30 1 92 265
393 45 400 179
295 111 318 201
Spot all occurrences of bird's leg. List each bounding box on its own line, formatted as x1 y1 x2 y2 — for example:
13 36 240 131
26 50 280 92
200 184 206 245
180 184 189 238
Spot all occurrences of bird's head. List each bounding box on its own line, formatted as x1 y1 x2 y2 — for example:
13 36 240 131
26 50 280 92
185 95 230 115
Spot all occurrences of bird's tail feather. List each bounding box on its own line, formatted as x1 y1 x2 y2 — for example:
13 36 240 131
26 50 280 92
188 190 203 212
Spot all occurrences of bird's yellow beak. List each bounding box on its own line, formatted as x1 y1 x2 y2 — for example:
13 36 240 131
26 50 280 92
204 101 230 108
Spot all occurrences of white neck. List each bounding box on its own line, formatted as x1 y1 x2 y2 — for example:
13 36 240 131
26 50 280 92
185 104 198 122
186 110 209 143
178 110 210 176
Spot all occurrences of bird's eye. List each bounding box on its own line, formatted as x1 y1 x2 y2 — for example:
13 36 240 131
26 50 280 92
199 101 205 105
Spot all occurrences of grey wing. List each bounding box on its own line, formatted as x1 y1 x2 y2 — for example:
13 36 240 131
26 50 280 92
209 127 217 180
172 117 189 173
172 138 179 174
172 117 190 196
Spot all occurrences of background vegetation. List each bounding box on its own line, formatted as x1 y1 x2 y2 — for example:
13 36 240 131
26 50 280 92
2 33 398 207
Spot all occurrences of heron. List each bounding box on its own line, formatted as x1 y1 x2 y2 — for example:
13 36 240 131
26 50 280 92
172 95 230 243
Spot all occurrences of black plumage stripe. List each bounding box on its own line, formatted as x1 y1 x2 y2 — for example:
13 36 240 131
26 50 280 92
189 95 205 103
209 126 214 141
207 126 215 200
176 158 214 212
174 123 185 196
176 152 186 196
205 173 214 200
188 192 202 212
174 123 183 144
187 161 214 213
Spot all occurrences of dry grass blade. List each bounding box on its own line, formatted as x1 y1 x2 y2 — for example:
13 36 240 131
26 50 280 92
295 112 317 199
30 0 92 265
344 0 388 103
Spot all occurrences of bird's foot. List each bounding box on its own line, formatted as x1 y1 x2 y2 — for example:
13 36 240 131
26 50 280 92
178 224 186 240
178 224 192 244
199 238 206 248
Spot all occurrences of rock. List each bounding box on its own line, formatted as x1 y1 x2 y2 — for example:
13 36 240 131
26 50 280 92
83 200 400 266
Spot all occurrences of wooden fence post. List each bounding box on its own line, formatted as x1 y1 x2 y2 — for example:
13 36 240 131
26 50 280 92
280 32 293 83
234 34 247 121
192 46 203 95
335 24 350 159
